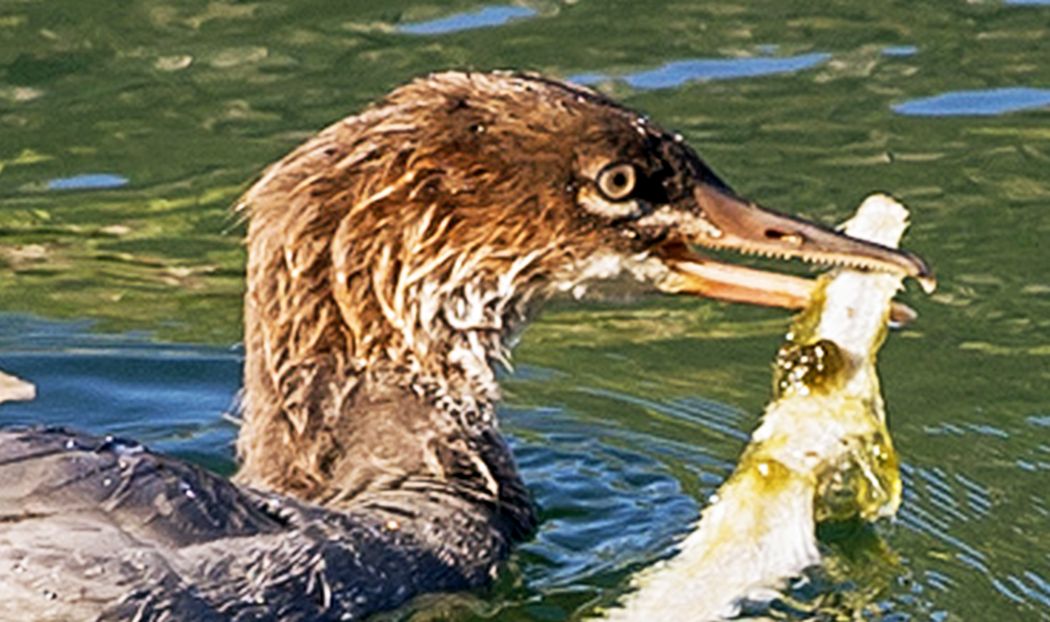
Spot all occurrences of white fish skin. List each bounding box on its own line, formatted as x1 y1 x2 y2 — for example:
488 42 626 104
599 194 911 622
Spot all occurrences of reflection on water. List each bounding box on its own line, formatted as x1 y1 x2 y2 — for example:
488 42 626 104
893 87 1050 116
2 0 1050 619
398 5 538 35
881 45 918 57
47 173 129 191
571 52 830 90
0 316 240 471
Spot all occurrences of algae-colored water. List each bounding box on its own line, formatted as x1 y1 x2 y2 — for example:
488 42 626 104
1 1 1048 619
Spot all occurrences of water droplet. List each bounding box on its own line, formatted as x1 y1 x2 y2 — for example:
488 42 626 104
178 480 198 499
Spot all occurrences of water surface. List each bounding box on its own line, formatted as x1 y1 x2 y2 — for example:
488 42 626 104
894 87 1050 116
399 5 538 35
1 0 1049 619
571 52 831 89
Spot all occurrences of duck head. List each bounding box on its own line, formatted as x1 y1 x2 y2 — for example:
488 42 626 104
238 71 932 497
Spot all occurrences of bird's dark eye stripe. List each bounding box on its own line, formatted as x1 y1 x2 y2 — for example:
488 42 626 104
633 170 670 205
593 161 672 206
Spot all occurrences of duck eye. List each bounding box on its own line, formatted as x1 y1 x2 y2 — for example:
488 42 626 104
596 163 637 201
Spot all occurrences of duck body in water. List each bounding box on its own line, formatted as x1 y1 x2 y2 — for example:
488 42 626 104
0 71 931 621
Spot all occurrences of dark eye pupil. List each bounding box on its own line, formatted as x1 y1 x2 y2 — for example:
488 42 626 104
597 163 636 200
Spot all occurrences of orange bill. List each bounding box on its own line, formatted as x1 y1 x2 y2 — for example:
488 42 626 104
656 241 919 326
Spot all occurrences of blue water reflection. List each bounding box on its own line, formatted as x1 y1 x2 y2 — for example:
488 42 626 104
0 315 240 466
398 5 536 35
47 173 128 191
893 87 1050 116
882 45 918 57
570 53 830 90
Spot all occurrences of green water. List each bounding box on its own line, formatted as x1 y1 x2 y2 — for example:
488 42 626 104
1 1 1049 619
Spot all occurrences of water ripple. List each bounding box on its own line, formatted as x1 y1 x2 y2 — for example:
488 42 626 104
398 5 536 35
882 45 918 57
570 52 831 90
893 87 1050 116
0 315 239 468
47 173 128 191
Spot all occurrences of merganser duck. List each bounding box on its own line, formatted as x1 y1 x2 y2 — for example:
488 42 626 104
0 71 931 621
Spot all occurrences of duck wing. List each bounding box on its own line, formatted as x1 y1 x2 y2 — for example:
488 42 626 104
0 427 509 621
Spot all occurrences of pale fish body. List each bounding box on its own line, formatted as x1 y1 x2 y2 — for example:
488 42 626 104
601 194 913 621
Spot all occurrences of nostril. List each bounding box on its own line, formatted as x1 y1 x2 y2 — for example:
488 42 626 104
766 229 804 245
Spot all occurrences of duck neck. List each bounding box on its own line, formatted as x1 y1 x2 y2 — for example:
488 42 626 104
235 252 544 538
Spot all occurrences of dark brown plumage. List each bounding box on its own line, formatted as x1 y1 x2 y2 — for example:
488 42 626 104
0 71 931 621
